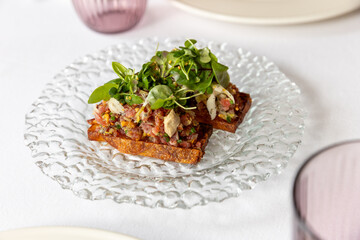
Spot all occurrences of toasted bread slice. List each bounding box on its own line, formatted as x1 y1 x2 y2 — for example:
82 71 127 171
88 123 213 164
194 85 252 133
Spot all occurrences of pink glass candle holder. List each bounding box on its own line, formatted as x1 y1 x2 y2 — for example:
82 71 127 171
72 0 147 33
293 140 360 240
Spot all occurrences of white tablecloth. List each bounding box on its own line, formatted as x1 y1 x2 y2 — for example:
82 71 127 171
1 1 360 239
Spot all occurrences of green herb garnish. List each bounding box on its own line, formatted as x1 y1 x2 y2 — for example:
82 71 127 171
164 133 170 142
87 39 231 112
88 81 118 104
226 116 232 123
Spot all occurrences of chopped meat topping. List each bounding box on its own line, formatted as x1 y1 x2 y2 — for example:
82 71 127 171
93 100 202 149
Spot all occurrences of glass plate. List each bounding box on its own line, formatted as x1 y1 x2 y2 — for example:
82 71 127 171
24 38 306 208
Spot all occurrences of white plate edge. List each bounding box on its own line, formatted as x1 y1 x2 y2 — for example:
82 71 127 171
171 0 360 25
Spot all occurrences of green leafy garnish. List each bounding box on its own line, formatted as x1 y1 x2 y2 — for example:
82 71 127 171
163 133 170 142
199 47 211 63
125 94 143 106
147 85 173 109
211 61 230 88
226 115 232 123
88 81 118 104
87 39 232 112
112 62 129 78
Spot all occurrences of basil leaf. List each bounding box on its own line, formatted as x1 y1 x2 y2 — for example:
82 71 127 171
211 61 230 88
112 62 128 78
88 82 118 104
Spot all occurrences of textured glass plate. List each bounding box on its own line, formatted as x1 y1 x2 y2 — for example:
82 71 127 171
24 38 305 209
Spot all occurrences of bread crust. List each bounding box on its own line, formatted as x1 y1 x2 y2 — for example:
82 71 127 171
88 123 213 164
194 85 252 133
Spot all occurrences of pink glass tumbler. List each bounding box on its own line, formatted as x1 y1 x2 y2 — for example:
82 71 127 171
72 0 147 33
293 140 360 240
